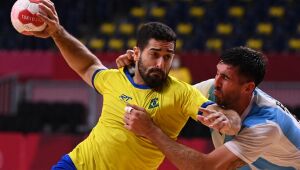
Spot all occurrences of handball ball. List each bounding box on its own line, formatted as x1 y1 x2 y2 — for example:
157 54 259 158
11 0 46 35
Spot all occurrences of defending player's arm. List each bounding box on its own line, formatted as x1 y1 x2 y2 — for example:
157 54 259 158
199 105 241 135
193 80 241 135
31 0 105 87
124 104 246 170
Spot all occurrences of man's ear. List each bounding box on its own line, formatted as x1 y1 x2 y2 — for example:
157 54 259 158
244 82 255 94
133 47 140 61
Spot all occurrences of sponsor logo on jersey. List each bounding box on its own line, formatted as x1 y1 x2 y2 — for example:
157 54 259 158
119 94 132 102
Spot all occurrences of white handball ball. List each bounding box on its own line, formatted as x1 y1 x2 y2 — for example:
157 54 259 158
11 0 46 35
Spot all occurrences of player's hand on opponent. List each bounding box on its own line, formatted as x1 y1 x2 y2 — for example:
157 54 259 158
197 107 232 135
116 50 134 68
123 104 156 138
31 0 61 38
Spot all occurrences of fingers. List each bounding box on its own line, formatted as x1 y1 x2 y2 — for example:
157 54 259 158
38 4 55 21
197 114 216 127
209 116 226 129
116 54 131 68
125 106 133 113
123 104 148 126
197 115 206 125
123 104 141 125
127 103 146 112
198 107 215 116
126 50 134 59
38 0 57 16
116 49 135 68
123 112 131 127
36 10 51 24
116 54 126 68
198 107 210 113
197 110 229 131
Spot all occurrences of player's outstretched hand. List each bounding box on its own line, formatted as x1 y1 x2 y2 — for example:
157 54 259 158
31 0 61 38
197 107 232 134
123 104 156 138
116 50 134 68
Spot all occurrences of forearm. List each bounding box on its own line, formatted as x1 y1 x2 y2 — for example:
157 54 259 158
51 26 102 80
146 127 206 170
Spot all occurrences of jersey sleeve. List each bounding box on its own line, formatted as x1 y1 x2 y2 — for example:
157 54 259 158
193 79 214 98
182 84 214 120
224 122 282 164
91 68 108 94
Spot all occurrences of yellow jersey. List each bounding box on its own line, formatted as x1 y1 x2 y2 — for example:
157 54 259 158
69 67 211 170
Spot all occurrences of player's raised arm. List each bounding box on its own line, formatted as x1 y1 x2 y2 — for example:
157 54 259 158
32 0 105 87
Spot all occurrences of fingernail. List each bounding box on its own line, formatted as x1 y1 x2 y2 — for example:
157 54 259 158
125 106 133 113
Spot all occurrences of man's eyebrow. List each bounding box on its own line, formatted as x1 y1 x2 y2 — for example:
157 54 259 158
149 48 175 53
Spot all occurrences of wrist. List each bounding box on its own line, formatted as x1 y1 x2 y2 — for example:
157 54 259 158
144 123 161 139
51 25 64 39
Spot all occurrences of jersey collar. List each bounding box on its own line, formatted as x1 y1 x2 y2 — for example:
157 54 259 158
124 67 151 89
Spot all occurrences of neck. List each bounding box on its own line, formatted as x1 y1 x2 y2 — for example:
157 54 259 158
231 94 253 116
133 69 146 85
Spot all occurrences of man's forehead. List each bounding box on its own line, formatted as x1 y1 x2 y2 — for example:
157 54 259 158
146 39 175 52
217 62 238 74
217 62 233 69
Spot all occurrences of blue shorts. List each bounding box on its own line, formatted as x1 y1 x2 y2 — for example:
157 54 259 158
52 154 76 170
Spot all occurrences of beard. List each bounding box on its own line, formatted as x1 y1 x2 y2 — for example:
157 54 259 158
137 59 168 88
214 87 239 109
214 87 230 108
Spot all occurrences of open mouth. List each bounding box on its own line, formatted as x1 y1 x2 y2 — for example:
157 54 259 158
214 89 221 96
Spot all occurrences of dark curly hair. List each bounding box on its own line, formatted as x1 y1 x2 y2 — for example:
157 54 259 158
136 22 176 51
220 46 268 86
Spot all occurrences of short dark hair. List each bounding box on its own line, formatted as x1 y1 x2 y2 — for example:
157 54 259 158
220 46 268 86
136 22 176 51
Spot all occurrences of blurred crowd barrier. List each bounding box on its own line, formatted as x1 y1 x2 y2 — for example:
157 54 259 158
1 51 300 82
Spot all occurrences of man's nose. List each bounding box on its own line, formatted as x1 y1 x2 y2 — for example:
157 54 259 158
155 57 164 69
215 75 222 87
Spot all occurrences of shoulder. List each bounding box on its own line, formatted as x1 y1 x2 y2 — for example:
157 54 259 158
193 79 214 90
93 68 124 80
166 76 202 97
193 79 215 98
92 68 125 90
167 76 193 89
243 89 287 128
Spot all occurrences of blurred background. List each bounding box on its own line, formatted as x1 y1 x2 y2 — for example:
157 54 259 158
1 0 300 169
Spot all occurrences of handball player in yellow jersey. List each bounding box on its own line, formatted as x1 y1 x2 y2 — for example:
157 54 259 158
30 1 240 169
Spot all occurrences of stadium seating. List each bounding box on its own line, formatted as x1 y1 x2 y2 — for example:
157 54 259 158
89 38 105 50
246 38 263 50
2 0 300 52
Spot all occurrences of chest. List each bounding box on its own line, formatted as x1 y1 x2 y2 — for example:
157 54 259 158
104 85 188 137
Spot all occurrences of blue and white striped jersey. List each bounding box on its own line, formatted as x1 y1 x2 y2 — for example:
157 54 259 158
194 79 300 169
